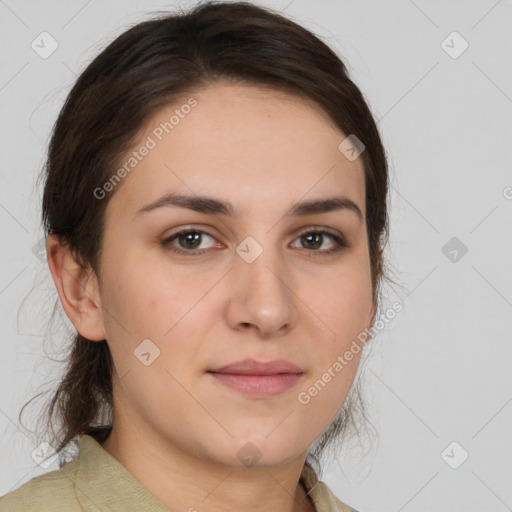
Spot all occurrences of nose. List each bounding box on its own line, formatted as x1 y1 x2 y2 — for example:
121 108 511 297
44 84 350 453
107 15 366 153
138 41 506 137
223 242 298 338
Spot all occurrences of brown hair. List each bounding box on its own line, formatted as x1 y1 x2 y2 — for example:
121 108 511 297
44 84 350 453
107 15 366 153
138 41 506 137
22 0 391 475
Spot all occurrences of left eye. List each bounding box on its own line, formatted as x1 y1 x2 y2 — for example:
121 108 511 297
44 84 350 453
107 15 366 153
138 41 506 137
163 230 218 253
162 228 348 256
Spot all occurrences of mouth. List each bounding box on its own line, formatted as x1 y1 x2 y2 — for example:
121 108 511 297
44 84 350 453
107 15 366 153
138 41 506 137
207 358 304 397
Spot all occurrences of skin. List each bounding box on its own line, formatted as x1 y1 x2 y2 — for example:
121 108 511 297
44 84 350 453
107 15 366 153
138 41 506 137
47 82 376 512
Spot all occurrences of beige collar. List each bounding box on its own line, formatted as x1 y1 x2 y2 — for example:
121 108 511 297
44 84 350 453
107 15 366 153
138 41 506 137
75 435 355 512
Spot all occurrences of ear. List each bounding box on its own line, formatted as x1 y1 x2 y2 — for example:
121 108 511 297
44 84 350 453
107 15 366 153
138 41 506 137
46 234 106 341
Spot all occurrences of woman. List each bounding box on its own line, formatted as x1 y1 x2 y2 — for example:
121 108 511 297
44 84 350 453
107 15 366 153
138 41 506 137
0 1 389 511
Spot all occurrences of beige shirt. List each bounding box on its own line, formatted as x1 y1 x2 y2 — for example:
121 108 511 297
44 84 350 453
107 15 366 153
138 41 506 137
0 435 358 512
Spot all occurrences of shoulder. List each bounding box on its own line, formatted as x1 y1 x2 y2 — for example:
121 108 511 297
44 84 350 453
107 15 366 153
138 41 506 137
301 462 359 512
0 459 81 512
314 480 360 512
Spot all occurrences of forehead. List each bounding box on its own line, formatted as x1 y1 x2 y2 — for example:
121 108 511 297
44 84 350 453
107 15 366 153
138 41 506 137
106 82 366 219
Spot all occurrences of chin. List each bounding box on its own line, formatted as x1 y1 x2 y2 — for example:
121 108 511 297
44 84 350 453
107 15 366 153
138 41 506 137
223 433 305 469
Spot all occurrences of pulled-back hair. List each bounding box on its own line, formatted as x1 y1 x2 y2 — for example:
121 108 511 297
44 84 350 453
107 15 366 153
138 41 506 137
21 0 390 475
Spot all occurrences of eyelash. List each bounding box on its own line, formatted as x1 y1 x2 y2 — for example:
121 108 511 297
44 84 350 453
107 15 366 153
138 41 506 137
161 226 348 257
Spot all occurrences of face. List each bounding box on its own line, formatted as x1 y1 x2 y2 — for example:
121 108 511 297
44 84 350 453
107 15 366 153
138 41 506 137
91 82 375 468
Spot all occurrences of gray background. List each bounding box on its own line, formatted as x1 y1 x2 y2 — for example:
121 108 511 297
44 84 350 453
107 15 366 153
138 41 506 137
1 1 511 510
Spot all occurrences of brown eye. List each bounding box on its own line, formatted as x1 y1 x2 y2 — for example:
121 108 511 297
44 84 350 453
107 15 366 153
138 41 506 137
300 232 323 250
162 229 218 255
176 231 202 250
161 226 348 257
291 228 348 256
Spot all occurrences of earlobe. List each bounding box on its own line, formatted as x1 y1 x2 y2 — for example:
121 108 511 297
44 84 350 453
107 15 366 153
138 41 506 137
46 234 106 341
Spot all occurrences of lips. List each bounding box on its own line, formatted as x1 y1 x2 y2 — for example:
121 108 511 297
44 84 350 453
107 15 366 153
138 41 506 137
208 358 303 376
207 358 304 397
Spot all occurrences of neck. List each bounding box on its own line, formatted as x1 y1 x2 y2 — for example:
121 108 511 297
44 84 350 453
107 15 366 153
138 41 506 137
101 425 316 512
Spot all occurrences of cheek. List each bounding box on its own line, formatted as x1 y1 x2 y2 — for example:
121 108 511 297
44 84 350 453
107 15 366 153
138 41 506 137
313 261 373 342
101 251 201 337
296 268 371 433
98 256 207 398
302 256 372 405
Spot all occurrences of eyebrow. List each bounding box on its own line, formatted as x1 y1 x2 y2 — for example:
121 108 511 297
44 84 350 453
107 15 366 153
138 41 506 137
136 193 363 221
